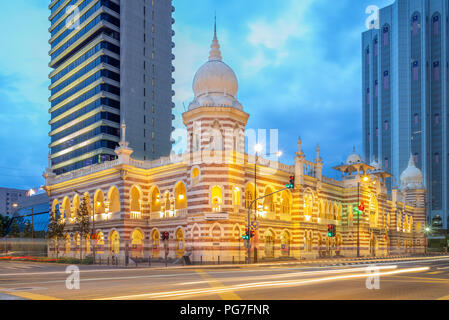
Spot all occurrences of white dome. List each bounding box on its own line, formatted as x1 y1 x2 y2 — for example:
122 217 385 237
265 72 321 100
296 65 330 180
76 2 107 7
346 146 362 165
400 155 424 190
193 60 238 98
189 27 242 111
370 159 381 170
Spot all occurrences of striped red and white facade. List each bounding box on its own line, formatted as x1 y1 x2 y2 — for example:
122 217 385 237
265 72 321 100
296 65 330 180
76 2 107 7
43 25 427 263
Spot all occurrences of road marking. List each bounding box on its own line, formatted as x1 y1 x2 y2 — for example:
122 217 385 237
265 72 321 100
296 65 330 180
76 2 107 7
195 269 241 300
389 275 449 283
436 294 449 300
427 271 445 275
0 290 60 300
437 266 449 270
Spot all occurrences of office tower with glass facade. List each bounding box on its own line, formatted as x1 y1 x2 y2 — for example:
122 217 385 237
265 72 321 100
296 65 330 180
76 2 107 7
362 0 449 229
48 0 175 175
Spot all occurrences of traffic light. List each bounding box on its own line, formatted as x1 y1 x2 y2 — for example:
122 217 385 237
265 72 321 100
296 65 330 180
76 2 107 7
286 176 295 189
250 230 256 238
161 232 169 241
327 224 336 237
242 229 250 240
358 202 365 212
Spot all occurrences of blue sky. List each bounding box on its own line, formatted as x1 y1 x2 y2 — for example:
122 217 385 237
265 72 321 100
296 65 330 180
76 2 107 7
0 0 393 189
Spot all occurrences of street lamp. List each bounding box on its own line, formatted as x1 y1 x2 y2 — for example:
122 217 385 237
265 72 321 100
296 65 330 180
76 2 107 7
357 175 370 258
247 144 282 264
424 226 432 255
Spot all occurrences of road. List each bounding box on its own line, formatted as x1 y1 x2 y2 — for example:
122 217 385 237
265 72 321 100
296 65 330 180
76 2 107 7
1 256 449 300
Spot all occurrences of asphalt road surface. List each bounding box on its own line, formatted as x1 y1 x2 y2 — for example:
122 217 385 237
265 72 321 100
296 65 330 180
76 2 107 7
1 256 449 300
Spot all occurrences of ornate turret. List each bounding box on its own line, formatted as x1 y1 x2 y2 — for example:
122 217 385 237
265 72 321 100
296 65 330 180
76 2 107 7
115 120 133 164
400 155 424 191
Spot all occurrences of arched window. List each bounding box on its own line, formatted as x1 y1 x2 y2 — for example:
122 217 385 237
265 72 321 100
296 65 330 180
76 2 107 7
107 186 120 213
73 194 80 218
152 230 160 258
263 186 276 216
233 187 241 206
131 229 144 258
94 190 105 215
281 191 292 215
192 167 200 183
62 197 71 221
211 186 223 212
110 230 120 255
130 186 142 213
281 231 291 257
52 199 60 220
245 183 255 209
96 232 105 254
174 182 187 210
337 204 342 221
150 187 161 213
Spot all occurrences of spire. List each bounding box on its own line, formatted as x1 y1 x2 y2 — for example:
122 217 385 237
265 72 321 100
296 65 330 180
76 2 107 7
408 154 416 168
209 15 222 61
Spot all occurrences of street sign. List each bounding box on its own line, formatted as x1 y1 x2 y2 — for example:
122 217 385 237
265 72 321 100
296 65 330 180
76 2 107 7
251 222 260 231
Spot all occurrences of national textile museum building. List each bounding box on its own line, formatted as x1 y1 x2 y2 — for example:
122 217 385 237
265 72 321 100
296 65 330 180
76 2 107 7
44 30 427 263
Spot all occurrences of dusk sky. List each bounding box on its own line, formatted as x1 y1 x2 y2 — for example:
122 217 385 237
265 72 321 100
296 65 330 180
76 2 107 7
0 0 394 190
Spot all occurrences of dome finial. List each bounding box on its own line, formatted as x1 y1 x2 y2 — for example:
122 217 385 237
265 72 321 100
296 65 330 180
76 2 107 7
214 13 217 39
409 153 416 167
209 15 222 61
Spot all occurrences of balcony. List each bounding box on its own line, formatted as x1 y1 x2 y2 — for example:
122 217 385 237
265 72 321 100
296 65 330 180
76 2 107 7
130 211 142 219
150 209 187 220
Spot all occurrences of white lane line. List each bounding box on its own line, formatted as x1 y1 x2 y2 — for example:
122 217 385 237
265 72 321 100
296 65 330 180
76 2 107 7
437 266 449 270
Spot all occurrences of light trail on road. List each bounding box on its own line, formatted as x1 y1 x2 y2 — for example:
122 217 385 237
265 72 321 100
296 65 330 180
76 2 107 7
99 266 430 300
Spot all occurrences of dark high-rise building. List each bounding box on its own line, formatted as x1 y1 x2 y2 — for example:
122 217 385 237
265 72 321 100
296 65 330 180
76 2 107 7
48 0 175 175
362 0 449 229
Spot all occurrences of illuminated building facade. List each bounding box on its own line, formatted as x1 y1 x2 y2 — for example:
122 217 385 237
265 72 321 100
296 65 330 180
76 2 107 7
44 27 427 262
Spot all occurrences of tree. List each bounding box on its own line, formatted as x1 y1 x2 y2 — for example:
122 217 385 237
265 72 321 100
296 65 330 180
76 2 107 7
21 221 33 238
47 210 65 258
75 194 91 260
0 215 10 237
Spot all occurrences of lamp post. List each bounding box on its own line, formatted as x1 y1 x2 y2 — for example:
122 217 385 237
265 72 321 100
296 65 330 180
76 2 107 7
247 144 282 264
357 175 370 258
424 227 431 255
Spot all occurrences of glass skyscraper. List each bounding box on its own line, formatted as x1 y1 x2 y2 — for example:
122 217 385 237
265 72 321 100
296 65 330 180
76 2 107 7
362 0 449 229
48 0 175 175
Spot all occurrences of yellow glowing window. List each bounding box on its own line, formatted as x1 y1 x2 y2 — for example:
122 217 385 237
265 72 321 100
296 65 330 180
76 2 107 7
234 187 241 206
192 168 200 179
